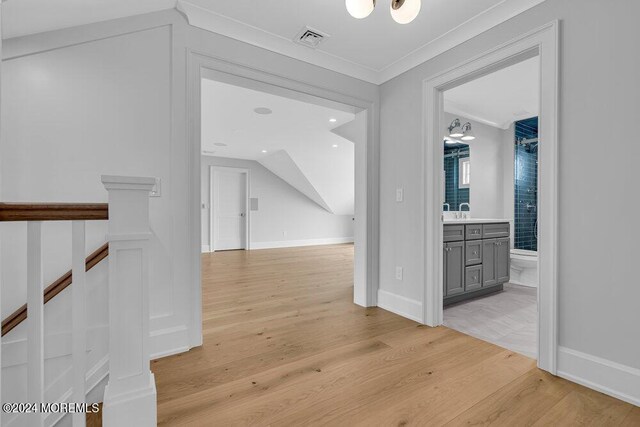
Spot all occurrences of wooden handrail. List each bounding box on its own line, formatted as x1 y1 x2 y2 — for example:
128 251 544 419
1 243 109 336
0 203 108 222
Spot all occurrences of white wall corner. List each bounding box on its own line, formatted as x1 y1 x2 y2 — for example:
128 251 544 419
377 289 423 323
557 346 640 407
201 245 210 253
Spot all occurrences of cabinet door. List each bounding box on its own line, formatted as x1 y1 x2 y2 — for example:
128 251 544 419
445 241 465 296
495 237 511 283
482 239 497 287
443 244 448 297
465 240 482 266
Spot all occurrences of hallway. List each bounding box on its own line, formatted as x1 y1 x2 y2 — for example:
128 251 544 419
149 245 638 426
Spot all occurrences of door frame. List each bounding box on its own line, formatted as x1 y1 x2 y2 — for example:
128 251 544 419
422 21 559 374
210 166 250 252
186 50 379 348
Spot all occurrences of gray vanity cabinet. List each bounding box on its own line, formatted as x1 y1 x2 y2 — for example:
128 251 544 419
482 239 497 287
444 241 465 297
444 222 510 305
495 237 510 283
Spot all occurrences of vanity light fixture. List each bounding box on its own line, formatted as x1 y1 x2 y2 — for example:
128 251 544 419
460 122 476 141
346 0 421 24
448 118 464 138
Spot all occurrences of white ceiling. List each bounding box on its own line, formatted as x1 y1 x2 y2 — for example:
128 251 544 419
3 0 547 84
444 56 539 129
201 78 356 215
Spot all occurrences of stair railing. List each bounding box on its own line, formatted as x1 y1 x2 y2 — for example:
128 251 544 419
0 175 157 427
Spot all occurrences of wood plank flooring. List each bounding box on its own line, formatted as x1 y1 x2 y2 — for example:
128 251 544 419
141 244 636 425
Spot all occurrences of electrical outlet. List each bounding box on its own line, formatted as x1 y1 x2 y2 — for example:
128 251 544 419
396 188 404 202
395 266 403 281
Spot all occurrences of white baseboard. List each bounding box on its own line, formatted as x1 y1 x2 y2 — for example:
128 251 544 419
201 244 210 253
377 289 423 323
250 237 354 250
150 325 191 360
557 346 640 407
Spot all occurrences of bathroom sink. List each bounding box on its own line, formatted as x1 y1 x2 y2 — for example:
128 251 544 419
443 218 512 224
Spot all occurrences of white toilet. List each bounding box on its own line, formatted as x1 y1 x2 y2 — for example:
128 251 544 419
510 249 538 287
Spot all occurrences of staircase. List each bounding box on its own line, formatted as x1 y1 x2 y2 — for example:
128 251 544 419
0 176 158 426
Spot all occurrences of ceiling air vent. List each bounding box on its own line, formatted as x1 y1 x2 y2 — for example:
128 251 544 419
294 26 329 49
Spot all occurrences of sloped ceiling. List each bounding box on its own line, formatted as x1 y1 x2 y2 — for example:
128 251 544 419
201 78 356 216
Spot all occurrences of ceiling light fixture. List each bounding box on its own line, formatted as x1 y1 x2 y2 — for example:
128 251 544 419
332 144 339 148
261 150 268 153
448 118 464 138
460 122 476 141
345 0 376 19
329 118 337 123
390 0 421 24
254 107 273 115
346 0 421 24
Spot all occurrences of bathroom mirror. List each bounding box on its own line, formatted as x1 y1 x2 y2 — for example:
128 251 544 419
443 141 470 212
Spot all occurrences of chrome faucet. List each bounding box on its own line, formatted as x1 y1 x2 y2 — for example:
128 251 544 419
458 203 470 219
443 203 450 211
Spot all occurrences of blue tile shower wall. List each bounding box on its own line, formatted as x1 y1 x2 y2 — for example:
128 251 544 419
514 117 538 251
444 145 469 211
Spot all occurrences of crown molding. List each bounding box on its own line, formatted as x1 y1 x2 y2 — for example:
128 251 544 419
377 0 548 82
176 0 380 84
177 0 548 85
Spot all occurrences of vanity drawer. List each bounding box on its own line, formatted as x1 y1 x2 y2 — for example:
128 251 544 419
482 223 510 239
465 240 482 266
443 225 465 242
465 265 482 291
465 224 482 240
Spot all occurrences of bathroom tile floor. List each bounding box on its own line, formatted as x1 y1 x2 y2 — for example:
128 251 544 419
443 283 537 359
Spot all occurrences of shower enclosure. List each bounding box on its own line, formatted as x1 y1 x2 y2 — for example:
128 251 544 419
514 117 538 251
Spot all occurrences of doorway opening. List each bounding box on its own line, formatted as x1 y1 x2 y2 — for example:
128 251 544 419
441 56 540 360
423 22 559 373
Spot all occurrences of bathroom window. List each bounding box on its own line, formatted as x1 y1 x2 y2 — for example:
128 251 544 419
459 158 470 188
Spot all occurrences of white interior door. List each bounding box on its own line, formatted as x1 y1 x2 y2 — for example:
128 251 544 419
212 169 247 250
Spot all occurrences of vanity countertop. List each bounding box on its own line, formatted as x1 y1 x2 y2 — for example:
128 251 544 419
443 218 512 225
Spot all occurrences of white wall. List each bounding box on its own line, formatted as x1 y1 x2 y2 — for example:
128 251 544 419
443 112 507 218
379 0 640 400
1 8 378 360
201 156 354 249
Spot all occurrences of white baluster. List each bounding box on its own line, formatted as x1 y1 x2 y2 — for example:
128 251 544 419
27 221 44 427
101 176 157 427
72 221 87 427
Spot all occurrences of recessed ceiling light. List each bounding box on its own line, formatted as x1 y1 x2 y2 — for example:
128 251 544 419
213 142 227 147
332 144 339 148
254 107 272 115
261 150 268 153
329 118 337 123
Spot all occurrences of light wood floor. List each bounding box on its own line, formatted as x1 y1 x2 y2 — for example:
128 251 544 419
146 244 637 426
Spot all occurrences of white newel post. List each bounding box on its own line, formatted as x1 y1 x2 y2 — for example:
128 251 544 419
101 176 157 427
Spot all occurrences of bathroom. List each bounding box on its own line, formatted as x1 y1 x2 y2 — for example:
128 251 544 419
441 57 540 359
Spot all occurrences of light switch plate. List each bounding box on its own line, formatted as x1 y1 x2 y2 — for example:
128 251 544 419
396 188 404 202
395 266 403 281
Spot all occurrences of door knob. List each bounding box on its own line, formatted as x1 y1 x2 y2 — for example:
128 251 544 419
240 213 245 217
